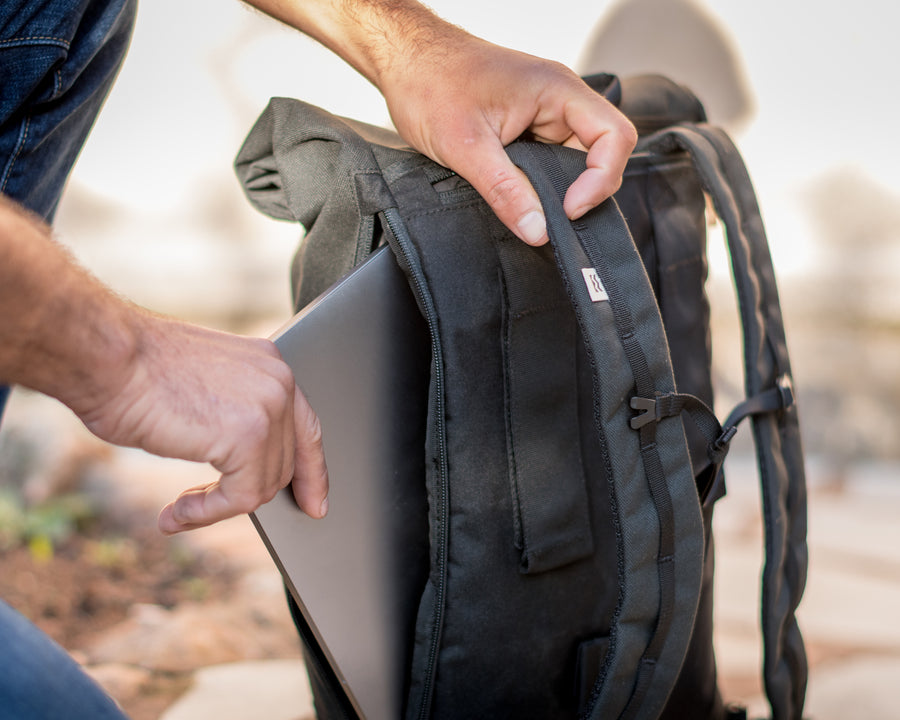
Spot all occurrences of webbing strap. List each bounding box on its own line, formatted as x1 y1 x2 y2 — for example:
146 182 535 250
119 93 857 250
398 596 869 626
495 236 595 574
507 141 704 720
644 125 809 720
630 382 796 506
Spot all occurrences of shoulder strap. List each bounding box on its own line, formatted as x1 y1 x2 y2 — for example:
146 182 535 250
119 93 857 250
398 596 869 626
643 125 809 720
507 142 705 720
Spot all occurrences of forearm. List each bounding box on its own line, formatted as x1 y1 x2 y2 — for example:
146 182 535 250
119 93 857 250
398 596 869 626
0 195 138 415
242 0 635 245
242 0 470 88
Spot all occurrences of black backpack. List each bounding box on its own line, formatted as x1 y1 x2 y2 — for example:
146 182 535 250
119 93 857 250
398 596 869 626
235 74 808 720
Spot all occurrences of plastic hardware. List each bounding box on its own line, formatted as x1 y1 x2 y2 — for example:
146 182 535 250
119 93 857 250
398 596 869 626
629 396 658 430
777 374 795 410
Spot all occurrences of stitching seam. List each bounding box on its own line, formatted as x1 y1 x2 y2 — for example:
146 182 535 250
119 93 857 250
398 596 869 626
0 35 70 44
1 116 31 194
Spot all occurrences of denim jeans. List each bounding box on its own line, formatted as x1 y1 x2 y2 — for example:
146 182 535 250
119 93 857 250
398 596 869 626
0 0 136 219
1 0 136 717
0 601 130 720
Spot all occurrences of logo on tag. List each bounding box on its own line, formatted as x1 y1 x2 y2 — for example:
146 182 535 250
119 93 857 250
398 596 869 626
581 268 608 302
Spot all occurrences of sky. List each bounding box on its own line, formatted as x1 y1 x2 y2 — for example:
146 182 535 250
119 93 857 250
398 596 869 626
56 0 900 315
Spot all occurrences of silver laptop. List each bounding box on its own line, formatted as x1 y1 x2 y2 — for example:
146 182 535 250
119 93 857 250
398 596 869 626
250 245 429 720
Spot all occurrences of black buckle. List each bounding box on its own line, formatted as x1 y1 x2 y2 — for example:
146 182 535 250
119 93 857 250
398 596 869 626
630 397 657 430
777 374 795 410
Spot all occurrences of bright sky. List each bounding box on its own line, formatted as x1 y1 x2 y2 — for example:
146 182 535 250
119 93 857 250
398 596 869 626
63 0 899 284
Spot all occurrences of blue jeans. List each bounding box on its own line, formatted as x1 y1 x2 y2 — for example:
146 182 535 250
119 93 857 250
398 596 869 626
1 1 136 717
0 0 136 219
0 601 129 720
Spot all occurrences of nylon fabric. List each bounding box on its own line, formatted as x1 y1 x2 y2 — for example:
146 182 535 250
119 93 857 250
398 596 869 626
643 125 808 720
496 235 594 574
234 73 808 720
507 143 704 719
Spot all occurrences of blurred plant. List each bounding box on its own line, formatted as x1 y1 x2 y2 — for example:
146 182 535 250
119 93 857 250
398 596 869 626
0 487 98 562
85 537 138 571
180 576 213 603
0 490 26 550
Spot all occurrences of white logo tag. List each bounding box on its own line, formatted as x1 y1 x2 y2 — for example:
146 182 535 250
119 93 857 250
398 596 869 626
581 268 608 302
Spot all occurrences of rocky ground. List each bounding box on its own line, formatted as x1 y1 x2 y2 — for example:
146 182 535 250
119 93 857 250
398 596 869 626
0 391 312 720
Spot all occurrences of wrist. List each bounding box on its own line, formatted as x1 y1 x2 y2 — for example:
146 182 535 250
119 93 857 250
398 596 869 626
0 196 141 415
341 1 470 89
246 0 471 89
55 289 144 421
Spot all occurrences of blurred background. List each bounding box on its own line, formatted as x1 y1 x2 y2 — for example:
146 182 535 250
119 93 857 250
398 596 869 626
1 0 898 718
48 0 900 463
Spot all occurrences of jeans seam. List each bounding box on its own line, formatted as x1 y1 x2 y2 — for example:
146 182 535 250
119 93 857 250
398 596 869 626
1 116 30 194
0 36 71 50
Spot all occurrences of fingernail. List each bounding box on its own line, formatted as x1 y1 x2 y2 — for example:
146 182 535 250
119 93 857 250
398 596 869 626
569 204 590 221
319 496 329 518
157 505 178 535
516 210 547 245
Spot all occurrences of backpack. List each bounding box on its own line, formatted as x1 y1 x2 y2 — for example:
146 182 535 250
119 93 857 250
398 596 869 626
235 73 808 720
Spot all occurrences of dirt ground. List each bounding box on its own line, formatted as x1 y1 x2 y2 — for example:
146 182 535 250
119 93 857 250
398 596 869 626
0 504 238 720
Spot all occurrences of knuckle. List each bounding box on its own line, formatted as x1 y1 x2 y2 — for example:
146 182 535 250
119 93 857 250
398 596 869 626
618 117 639 152
249 335 281 358
300 407 325 451
240 404 275 446
229 489 265 516
269 359 296 392
483 171 525 211
601 172 625 199
256 372 292 412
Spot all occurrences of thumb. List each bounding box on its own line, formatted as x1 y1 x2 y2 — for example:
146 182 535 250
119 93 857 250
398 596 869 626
157 480 239 534
454 141 549 247
289 387 329 518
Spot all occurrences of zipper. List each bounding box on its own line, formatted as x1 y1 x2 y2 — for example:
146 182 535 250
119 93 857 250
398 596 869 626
382 207 449 720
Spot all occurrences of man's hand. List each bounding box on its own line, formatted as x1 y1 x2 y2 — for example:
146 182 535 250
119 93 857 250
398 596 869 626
245 0 637 246
0 196 328 534
79 315 329 534
382 35 637 245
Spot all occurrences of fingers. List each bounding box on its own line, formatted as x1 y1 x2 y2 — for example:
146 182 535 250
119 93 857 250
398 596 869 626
157 382 329 535
405 68 636 246
158 482 236 534
289 387 329 518
456 140 549 246
561 97 638 220
112 322 329 535
448 108 635 248
158 455 288 535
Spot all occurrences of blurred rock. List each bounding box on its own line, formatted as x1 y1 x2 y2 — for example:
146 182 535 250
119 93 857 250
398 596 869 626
83 663 154 706
84 578 301 673
160 659 314 720
0 389 113 507
805 657 900 720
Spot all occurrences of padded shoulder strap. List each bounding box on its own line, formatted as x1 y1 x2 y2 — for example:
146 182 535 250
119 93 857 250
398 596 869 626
507 142 705 720
643 125 809 720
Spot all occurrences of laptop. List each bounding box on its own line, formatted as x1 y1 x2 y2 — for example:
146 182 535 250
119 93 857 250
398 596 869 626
250 245 430 720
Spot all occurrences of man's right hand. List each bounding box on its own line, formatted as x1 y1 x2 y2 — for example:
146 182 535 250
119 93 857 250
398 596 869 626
0 195 328 534
83 314 330 534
